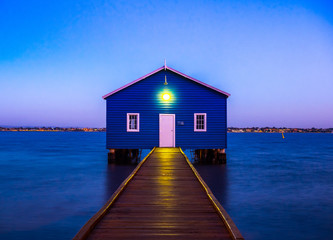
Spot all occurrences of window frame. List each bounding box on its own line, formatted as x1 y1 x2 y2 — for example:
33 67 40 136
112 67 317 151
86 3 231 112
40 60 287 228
127 113 140 132
194 113 207 132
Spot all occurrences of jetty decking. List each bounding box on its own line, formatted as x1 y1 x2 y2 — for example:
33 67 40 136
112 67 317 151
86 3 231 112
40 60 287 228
74 147 243 240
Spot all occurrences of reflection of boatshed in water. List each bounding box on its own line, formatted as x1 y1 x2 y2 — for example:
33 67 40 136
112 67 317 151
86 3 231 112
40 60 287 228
103 63 230 163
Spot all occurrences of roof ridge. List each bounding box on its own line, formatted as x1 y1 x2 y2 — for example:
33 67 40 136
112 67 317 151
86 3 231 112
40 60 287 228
102 66 230 99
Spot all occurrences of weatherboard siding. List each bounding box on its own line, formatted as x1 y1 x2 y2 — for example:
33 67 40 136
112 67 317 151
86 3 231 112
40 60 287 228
106 69 227 149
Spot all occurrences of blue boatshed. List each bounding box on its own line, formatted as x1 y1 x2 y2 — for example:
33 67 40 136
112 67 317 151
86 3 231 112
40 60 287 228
103 64 230 151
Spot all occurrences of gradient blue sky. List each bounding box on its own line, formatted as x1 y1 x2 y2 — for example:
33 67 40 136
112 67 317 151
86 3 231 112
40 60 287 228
1 0 332 128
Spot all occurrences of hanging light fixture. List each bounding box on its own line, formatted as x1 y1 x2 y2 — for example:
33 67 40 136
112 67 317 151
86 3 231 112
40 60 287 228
164 75 168 85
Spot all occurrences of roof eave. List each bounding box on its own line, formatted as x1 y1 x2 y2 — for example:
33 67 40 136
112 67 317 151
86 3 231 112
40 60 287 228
166 66 231 97
102 66 165 99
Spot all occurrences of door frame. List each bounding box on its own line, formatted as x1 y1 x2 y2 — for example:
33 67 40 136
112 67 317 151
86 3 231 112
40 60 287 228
159 114 175 147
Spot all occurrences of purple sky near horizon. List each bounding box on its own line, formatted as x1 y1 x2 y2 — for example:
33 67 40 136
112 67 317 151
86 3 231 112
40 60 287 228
0 0 332 128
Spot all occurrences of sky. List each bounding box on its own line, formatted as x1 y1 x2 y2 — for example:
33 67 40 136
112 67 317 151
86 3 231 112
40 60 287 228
0 0 332 128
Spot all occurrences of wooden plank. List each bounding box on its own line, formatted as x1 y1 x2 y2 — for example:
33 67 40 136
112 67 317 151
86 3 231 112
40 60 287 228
179 148 244 240
74 147 243 240
72 147 156 240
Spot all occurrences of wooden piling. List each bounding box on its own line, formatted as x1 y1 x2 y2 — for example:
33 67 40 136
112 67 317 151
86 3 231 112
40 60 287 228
108 149 140 164
194 149 227 164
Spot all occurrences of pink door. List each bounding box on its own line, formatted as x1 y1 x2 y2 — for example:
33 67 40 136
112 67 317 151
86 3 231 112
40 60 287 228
159 114 175 147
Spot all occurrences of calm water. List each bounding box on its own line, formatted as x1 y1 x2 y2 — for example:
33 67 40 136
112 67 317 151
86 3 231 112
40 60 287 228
0 132 332 239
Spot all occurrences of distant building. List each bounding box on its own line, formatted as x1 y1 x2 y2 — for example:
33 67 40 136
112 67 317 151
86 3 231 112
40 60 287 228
103 64 230 150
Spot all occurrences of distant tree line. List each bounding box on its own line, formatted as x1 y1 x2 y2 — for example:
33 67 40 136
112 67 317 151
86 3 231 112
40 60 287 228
0 127 106 132
228 127 333 133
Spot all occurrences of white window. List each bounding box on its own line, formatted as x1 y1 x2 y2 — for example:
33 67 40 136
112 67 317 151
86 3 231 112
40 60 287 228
127 113 140 132
194 113 207 132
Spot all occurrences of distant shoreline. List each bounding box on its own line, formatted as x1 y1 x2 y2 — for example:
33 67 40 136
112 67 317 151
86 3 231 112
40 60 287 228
0 127 332 133
228 127 333 133
0 127 105 132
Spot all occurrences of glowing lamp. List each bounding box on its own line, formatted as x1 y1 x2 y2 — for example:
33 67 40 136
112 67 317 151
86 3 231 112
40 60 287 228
162 93 171 101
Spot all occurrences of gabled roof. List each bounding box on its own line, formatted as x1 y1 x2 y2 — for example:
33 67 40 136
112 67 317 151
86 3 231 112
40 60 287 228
102 65 230 99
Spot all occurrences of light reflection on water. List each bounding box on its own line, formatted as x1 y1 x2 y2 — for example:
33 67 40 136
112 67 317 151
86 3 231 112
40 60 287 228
0 132 332 240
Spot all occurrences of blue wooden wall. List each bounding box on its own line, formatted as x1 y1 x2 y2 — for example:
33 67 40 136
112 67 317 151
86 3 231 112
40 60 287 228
105 69 227 149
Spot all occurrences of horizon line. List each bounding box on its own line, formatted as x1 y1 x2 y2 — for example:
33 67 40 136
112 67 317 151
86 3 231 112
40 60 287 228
1 126 332 129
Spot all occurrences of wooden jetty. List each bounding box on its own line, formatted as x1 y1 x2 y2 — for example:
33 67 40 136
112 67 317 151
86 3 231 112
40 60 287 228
74 147 243 240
